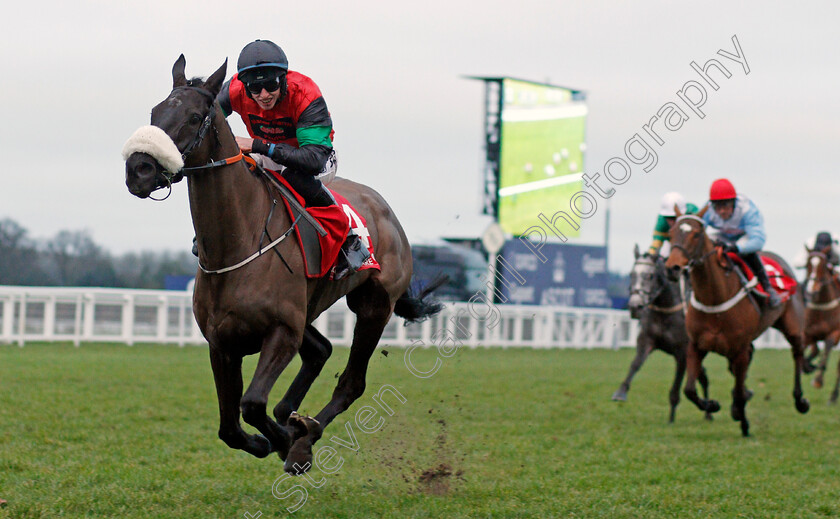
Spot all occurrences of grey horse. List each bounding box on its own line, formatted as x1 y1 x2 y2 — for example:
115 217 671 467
612 245 711 423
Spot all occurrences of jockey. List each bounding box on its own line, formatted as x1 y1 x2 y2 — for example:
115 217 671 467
702 178 781 307
212 39 368 279
648 192 698 256
794 231 840 268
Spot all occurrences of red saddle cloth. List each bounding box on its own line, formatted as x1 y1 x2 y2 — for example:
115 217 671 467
726 252 798 302
270 173 380 278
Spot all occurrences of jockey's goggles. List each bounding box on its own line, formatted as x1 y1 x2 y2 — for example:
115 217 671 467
711 199 735 209
245 76 282 95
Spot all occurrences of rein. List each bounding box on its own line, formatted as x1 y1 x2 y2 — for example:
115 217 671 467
672 217 757 314
159 84 303 275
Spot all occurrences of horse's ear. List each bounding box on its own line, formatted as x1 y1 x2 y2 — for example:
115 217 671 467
205 59 228 96
696 204 709 219
634 244 640 259
173 54 187 88
673 204 682 218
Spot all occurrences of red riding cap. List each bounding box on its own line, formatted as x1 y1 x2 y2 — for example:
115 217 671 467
709 178 737 201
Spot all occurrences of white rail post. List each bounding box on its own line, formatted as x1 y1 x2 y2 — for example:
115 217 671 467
122 294 135 346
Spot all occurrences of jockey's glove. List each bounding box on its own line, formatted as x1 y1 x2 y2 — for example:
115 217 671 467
719 242 739 254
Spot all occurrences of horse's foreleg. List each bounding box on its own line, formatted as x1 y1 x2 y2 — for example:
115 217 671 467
611 339 653 401
208 345 272 458
698 366 713 420
683 345 720 414
814 338 836 389
240 326 302 461
273 325 333 425
668 353 686 423
803 336 819 374
831 356 840 403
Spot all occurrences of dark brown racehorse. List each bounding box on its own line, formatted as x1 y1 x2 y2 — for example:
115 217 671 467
124 56 443 473
612 245 712 423
802 249 840 401
665 208 809 436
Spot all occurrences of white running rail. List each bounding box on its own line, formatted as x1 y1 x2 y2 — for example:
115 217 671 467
0 285 790 349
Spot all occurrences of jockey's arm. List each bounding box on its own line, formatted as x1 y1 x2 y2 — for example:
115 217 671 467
251 139 331 174
734 204 767 254
648 215 670 255
251 95 334 174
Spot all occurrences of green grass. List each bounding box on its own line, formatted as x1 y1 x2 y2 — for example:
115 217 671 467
1 343 838 518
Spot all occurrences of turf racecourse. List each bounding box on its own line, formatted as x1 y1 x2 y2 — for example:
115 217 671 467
1 344 839 518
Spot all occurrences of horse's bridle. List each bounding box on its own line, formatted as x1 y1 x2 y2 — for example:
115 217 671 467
804 251 840 306
149 84 243 200
669 215 727 272
630 257 667 306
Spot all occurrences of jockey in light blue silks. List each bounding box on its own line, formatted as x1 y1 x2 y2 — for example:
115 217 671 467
702 178 781 308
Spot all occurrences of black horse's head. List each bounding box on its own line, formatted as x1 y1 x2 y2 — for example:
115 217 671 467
628 244 667 318
124 55 227 198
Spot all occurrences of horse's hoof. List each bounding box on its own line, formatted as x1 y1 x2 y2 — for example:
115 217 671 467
706 400 721 413
741 421 750 437
249 434 273 459
284 438 314 475
796 398 811 414
704 412 714 421
812 379 823 389
611 389 627 402
803 363 817 374
288 413 322 443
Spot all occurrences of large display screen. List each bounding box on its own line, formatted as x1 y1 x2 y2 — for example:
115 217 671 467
496 240 609 308
497 79 587 237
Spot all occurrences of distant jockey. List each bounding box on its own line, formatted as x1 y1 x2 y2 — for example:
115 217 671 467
648 192 698 257
702 178 781 308
793 231 840 268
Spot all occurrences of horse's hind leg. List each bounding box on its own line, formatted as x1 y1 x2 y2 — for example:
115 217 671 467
240 326 303 461
612 338 653 401
208 345 272 458
285 279 393 474
273 325 333 425
728 347 752 437
775 315 811 414
668 352 686 423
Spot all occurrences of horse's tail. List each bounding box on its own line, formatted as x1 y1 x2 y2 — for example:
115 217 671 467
394 274 449 323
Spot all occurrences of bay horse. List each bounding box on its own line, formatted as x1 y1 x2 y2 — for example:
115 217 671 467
664 207 809 436
612 245 712 423
802 249 840 401
124 56 443 473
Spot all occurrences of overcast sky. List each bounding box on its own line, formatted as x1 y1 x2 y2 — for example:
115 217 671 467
1 1 837 273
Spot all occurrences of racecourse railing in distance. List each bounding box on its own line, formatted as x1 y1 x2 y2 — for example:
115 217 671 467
0 285 791 349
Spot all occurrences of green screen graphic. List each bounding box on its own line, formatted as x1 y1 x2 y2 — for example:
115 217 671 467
498 79 587 237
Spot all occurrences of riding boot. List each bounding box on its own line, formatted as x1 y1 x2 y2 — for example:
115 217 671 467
745 253 781 308
333 234 371 280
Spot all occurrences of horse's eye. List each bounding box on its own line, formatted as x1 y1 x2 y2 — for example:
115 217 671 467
190 114 202 124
